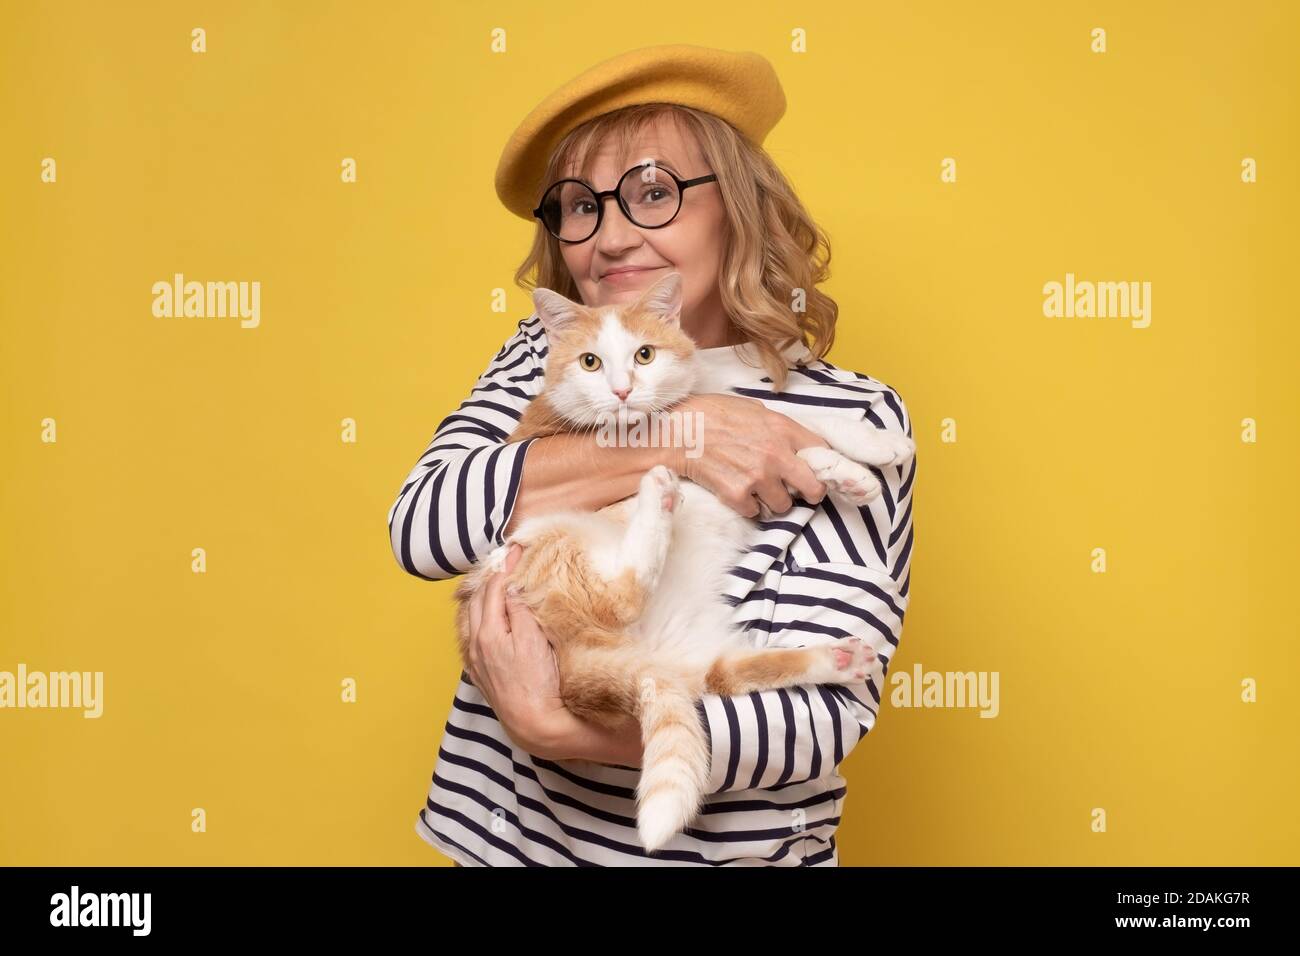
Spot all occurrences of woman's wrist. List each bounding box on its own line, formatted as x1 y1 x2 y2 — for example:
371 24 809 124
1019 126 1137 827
541 708 644 767
504 432 680 537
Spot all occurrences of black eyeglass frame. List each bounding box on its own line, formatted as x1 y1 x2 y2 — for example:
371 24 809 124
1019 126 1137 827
532 162 719 244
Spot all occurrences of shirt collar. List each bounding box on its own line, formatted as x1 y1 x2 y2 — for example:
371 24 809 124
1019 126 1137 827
690 338 813 391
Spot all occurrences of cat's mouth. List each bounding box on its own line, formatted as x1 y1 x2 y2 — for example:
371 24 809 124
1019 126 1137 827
606 399 656 415
607 394 691 417
567 396 681 426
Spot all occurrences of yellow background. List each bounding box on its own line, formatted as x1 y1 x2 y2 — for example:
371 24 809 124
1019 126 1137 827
2 0 1295 865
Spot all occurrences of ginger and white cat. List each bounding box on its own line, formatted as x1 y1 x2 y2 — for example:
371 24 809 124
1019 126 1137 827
453 271 915 853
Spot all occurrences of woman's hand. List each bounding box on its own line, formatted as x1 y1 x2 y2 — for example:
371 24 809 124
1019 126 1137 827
667 393 830 518
464 543 570 759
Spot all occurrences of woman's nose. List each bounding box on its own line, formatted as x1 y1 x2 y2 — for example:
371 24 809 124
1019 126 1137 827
593 196 641 251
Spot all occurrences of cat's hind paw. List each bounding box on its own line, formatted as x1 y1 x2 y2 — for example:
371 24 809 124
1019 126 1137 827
813 637 876 683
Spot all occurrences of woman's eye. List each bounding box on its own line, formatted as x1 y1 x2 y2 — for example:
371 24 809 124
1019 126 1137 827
580 353 602 370
635 345 656 365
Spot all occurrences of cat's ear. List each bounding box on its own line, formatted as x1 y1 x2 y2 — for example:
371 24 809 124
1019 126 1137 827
634 271 683 327
532 288 585 334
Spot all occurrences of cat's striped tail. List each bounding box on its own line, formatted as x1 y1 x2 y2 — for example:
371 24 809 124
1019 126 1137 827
634 678 711 853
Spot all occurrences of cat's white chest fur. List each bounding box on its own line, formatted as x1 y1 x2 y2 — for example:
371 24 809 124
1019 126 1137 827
503 479 756 672
630 482 756 667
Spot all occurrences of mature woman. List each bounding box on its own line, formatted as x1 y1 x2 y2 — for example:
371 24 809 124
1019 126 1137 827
388 44 915 866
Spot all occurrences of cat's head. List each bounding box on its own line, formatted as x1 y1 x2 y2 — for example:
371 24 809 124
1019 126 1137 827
530 271 698 423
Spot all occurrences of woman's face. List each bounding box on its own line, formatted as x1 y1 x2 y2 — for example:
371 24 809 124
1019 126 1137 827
556 115 730 342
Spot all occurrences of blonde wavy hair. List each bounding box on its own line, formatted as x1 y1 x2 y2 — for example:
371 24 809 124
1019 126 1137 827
511 103 838 393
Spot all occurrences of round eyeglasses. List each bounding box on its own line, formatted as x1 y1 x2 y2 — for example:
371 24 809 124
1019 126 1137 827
533 162 718 243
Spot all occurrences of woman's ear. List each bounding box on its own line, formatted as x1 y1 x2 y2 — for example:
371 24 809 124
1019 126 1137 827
633 271 683 327
532 287 585 334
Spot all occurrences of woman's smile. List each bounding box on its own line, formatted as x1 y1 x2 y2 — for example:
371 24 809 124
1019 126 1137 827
599 265 669 285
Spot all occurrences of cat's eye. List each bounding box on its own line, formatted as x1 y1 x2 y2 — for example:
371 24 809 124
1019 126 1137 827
579 352 602 371
634 345 656 365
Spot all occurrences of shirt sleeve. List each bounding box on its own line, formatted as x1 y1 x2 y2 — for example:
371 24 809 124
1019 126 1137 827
694 388 916 794
387 316 546 581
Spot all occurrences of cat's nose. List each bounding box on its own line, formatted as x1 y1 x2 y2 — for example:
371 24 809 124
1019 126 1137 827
612 386 631 401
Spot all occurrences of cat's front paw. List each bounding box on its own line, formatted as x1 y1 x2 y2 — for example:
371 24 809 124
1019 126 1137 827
814 456 881 506
640 464 682 514
860 430 915 467
830 467 882 506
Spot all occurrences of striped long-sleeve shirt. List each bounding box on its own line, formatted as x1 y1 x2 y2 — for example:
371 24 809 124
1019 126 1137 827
388 315 916 866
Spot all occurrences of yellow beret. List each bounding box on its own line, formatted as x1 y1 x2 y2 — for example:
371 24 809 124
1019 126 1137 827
494 43 787 222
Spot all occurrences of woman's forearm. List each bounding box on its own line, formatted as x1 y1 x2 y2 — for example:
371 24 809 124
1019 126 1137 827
545 709 645 768
503 431 681 536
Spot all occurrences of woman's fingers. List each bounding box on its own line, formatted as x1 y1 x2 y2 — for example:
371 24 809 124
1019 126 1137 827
465 544 525 694
504 542 522 573
779 452 827 505
753 475 793 516
503 586 529 655
783 416 831 452
771 412 829 505
726 485 760 518
480 567 511 639
675 393 835 516
504 578 544 639
495 544 526 653
467 571 510 699
473 543 522 639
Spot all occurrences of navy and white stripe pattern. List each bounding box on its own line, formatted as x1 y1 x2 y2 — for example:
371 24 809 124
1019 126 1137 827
389 315 915 866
